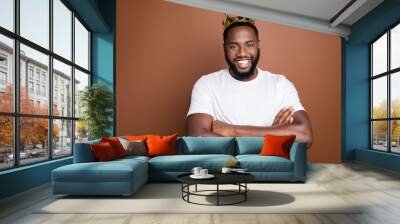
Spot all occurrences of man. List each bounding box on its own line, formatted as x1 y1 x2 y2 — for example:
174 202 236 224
186 15 313 147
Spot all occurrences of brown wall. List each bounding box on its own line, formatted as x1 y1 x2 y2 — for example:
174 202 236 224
116 0 341 163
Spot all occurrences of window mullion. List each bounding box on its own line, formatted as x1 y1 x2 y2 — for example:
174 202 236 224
370 45 373 149
49 0 54 160
388 30 391 152
13 0 20 167
71 11 76 155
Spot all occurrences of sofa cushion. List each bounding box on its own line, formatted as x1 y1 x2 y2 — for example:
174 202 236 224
236 155 293 172
178 137 235 155
235 137 263 155
52 159 147 183
74 140 100 163
148 154 235 172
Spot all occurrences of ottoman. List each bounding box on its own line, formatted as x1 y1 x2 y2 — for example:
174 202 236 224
52 158 148 196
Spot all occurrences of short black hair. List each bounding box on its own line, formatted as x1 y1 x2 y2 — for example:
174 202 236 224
223 22 259 42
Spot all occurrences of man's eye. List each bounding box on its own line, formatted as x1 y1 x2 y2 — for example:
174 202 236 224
229 45 237 50
246 43 254 48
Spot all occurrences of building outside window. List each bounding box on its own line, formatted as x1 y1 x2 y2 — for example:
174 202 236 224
0 0 91 170
370 22 400 154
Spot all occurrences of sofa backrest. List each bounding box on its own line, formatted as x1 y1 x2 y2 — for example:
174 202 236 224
177 137 236 155
235 137 264 155
73 139 100 163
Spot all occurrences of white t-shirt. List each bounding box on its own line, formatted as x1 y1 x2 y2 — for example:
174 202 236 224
187 68 305 126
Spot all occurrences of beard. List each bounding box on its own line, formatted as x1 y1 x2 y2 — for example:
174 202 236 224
224 49 260 81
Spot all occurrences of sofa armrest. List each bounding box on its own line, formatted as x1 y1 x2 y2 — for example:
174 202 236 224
289 142 308 181
73 140 100 163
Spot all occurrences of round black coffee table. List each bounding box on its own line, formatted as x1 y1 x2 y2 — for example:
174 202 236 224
177 173 255 206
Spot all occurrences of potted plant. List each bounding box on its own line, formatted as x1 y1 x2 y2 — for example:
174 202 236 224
79 84 113 140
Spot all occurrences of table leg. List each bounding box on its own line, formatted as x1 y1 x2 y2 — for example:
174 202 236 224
245 183 247 201
217 184 219 206
195 184 197 192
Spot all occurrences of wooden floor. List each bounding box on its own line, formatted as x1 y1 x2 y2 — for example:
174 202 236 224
1 162 400 224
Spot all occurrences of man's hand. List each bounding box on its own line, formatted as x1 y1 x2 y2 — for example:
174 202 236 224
212 120 236 136
272 107 295 126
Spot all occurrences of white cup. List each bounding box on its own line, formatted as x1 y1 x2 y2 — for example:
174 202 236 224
191 167 202 176
200 169 208 176
221 167 232 174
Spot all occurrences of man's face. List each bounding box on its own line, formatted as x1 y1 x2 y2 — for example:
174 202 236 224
224 25 259 80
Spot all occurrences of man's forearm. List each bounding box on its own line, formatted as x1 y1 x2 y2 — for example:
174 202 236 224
187 128 223 137
233 124 312 146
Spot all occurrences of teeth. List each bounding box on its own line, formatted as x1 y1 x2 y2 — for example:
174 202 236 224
238 60 249 64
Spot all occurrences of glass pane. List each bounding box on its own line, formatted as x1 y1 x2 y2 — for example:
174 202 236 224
75 120 88 143
74 17 89 70
372 77 387 119
372 121 388 151
372 33 387 76
391 24 400 70
0 34 14 112
74 69 89 118
391 120 400 153
392 72 400 118
20 0 49 49
20 117 49 165
0 0 14 31
0 116 13 170
53 119 72 158
53 0 72 60
20 44 49 115
53 59 72 117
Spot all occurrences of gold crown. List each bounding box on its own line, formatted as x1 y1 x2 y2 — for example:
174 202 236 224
222 14 255 30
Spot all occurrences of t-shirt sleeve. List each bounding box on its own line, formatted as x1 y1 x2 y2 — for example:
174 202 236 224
187 77 214 118
279 77 305 112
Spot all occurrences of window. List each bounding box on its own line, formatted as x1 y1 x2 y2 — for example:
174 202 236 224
0 0 91 170
0 55 7 67
42 85 46 97
35 70 40 81
371 23 400 154
0 54 7 86
28 81 34 94
35 83 40 95
28 67 34 80
0 71 6 85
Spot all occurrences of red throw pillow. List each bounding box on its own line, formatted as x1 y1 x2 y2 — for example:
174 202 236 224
146 134 177 157
91 142 117 161
101 137 127 158
259 134 296 159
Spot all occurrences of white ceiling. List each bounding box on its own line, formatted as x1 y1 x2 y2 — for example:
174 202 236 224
166 0 384 38
225 0 352 22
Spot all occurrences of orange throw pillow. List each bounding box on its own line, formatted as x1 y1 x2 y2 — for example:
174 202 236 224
259 134 296 159
101 137 127 158
91 142 117 161
146 134 177 157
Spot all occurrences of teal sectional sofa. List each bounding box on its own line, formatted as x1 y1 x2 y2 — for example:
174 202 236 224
52 137 307 196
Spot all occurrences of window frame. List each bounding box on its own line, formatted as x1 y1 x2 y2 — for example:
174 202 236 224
0 0 92 171
370 21 400 154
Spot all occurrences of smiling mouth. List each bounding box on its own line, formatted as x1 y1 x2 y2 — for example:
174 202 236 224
235 59 252 70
